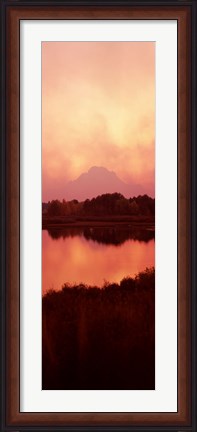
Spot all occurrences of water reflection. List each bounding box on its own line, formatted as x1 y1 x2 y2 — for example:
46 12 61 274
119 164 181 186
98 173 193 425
47 225 154 245
42 226 155 294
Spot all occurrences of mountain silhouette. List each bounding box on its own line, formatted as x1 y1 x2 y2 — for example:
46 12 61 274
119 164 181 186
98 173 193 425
64 166 143 201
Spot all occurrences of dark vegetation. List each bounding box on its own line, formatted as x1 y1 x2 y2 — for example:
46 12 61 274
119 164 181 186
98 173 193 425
42 268 155 390
42 193 155 228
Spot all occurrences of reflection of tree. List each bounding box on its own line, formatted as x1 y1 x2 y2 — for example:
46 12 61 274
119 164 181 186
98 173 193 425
46 227 84 241
47 226 155 245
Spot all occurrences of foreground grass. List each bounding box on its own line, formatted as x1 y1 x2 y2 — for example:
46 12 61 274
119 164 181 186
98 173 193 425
42 268 155 390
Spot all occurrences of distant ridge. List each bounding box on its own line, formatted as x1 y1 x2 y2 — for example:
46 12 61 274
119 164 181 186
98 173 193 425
64 166 144 201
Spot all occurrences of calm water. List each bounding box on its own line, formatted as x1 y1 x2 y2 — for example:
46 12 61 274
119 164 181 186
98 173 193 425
42 226 155 294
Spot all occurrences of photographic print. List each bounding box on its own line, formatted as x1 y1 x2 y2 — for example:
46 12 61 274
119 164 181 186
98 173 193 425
42 42 155 390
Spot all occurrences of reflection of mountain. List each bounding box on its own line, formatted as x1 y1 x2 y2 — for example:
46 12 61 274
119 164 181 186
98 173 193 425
47 226 155 246
64 166 144 201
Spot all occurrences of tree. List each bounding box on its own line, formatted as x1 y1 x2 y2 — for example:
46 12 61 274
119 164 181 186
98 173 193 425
47 200 63 216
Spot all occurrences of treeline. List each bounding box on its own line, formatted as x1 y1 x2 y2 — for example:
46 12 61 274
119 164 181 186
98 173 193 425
42 268 155 390
43 193 155 217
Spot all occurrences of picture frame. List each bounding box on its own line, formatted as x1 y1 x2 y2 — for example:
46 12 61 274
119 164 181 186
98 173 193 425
0 0 196 430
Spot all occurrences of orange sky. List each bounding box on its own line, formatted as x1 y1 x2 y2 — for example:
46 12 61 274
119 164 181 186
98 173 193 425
42 42 155 201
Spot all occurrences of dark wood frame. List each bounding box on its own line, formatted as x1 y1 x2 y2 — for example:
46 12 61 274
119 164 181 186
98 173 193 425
1 1 196 431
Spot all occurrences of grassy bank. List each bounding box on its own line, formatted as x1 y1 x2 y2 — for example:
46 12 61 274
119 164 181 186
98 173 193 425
42 268 155 390
42 214 155 229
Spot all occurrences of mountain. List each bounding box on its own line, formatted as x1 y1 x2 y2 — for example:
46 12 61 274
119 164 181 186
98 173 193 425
64 166 144 201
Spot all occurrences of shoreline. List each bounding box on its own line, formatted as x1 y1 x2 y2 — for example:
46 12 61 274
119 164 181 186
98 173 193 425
42 267 155 297
42 215 155 230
